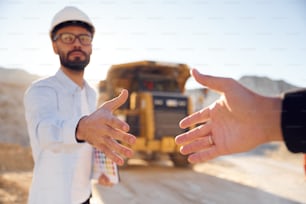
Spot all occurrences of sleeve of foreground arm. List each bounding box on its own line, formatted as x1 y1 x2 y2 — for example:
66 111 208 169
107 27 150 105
24 86 81 152
281 89 306 153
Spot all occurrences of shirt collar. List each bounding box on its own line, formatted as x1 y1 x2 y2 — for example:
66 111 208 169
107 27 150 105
55 69 89 94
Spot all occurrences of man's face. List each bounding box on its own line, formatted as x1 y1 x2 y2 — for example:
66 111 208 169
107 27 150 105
52 25 93 71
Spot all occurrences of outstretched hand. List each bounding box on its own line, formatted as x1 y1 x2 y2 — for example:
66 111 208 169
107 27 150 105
175 69 282 163
76 89 136 166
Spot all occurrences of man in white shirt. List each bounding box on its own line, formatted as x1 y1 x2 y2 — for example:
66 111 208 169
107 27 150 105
24 6 136 204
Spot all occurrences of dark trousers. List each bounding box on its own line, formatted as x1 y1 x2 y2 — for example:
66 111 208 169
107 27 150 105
81 194 91 204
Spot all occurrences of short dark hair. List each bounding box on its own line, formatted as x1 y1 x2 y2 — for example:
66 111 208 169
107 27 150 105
51 20 94 40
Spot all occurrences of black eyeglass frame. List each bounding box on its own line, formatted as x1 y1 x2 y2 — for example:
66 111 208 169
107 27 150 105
52 33 93 46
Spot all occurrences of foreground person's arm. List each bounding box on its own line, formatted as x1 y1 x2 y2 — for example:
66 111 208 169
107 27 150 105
175 69 306 164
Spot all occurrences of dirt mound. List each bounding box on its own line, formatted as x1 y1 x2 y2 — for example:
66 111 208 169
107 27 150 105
0 67 39 85
0 68 39 146
0 143 33 172
0 143 33 204
0 172 31 204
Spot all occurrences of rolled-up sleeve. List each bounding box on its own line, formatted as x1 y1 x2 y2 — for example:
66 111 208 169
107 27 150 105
281 89 306 153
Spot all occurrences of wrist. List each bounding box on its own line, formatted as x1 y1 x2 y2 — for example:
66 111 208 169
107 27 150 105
75 116 88 143
263 96 283 142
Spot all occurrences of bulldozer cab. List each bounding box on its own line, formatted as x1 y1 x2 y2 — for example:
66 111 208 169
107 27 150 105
100 61 190 99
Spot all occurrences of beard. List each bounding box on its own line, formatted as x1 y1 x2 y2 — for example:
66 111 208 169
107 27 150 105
59 49 90 71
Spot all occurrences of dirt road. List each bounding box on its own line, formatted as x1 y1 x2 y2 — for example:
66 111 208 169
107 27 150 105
93 155 306 204
1 143 305 204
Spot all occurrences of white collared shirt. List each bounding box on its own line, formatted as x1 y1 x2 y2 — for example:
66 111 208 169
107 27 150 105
24 69 96 204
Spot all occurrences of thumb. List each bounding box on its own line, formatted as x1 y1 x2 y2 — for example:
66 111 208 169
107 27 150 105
101 89 128 111
191 69 233 94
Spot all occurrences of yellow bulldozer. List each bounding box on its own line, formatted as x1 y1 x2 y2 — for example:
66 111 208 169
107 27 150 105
98 61 193 167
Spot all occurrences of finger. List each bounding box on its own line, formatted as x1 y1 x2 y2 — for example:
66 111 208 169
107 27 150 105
99 89 130 132
104 114 130 133
100 124 136 145
188 147 219 163
191 69 233 94
179 108 210 129
179 135 213 155
103 136 134 158
102 89 128 112
175 122 211 145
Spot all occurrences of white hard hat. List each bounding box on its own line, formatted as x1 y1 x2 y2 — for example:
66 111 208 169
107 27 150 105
50 6 95 39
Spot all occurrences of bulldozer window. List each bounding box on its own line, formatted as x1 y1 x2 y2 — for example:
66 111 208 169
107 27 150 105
139 77 179 92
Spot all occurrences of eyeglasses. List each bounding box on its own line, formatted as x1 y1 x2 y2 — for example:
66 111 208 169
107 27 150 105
53 33 93 45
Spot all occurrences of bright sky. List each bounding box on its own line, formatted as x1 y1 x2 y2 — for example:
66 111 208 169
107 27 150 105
1 0 306 88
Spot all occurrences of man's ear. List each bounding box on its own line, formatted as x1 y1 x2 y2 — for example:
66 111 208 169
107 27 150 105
52 41 59 54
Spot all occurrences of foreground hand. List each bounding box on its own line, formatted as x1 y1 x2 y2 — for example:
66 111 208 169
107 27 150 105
76 89 136 166
175 69 282 163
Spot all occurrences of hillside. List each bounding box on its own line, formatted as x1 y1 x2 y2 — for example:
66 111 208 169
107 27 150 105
0 67 39 146
0 68 39 85
239 75 299 96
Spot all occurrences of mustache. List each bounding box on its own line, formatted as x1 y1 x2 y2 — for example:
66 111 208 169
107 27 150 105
67 49 87 57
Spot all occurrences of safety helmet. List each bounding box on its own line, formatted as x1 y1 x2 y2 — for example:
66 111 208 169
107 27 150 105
50 6 95 40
